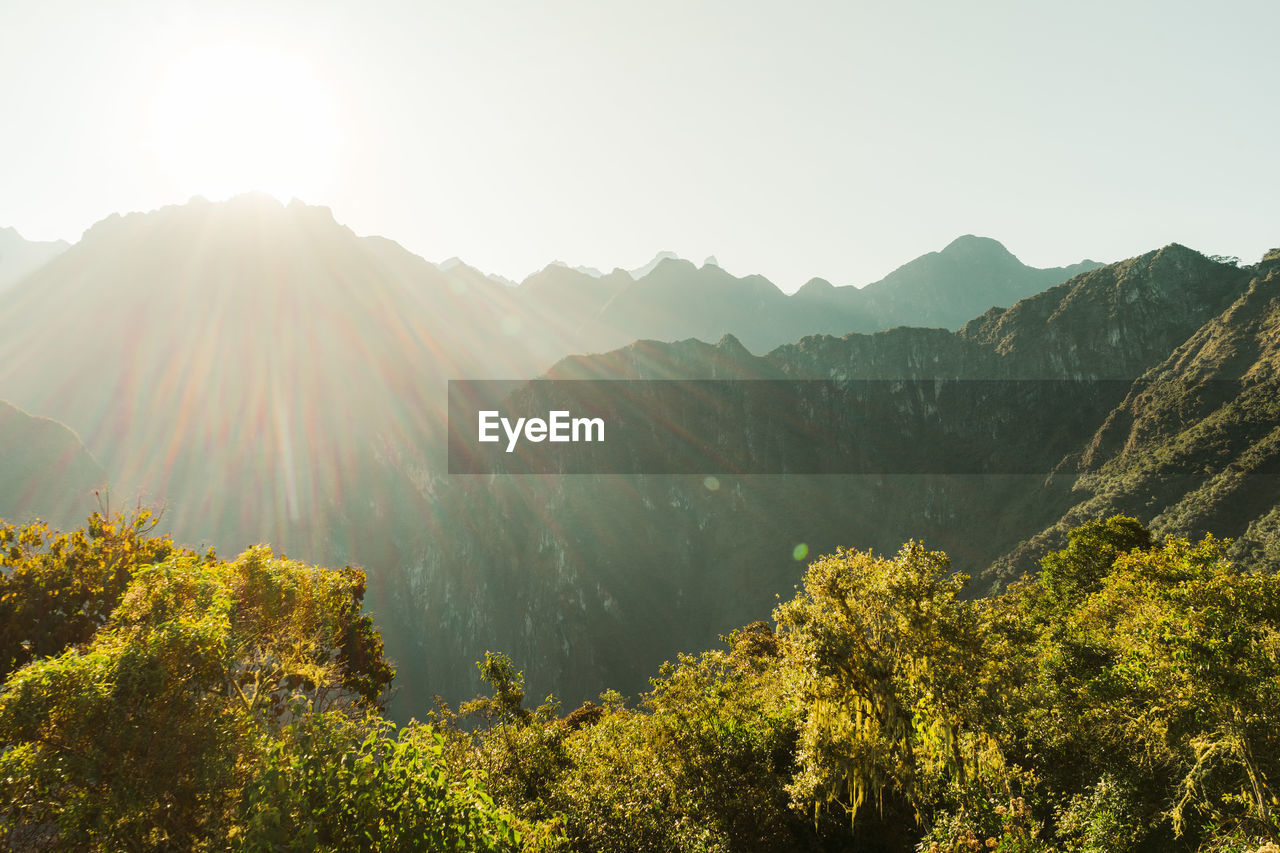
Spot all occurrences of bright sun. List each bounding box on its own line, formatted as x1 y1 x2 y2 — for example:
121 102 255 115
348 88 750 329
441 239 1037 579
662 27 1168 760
146 43 341 203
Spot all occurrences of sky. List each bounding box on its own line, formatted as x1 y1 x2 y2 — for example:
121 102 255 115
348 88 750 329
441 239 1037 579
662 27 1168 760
2 0 1278 292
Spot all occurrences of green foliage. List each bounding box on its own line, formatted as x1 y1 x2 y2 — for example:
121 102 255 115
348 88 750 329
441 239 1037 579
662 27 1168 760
457 652 569 834
236 709 519 852
919 792 1052 853
551 627 807 852
1054 775 1146 853
0 514 502 852
1038 515 1152 607
1058 534 1280 840
0 612 250 847
446 519 1280 852
463 651 537 728
7 511 1280 852
774 542 992 826
0 508 177 679
994 518 1280 850
443 628 819 853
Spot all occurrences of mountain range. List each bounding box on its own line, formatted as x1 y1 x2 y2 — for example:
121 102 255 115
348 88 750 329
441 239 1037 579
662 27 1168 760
0 195 1096 551
388 244 1275 711
0 195 1275 717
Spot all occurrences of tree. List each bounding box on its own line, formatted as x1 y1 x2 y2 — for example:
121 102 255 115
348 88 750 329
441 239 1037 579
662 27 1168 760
1037 515 1151 608
0 535 397 849
774 542 991 827
544 627 814 853
0 508 177 680
1061 535 1280 842
987 519 1280 849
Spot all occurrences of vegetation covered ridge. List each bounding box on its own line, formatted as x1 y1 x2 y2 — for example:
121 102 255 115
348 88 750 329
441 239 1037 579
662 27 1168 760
2 512 1279 852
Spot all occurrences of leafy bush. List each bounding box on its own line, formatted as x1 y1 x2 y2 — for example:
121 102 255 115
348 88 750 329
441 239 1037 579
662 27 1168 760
0 514 511 851
237 710 519 852
7 512 1280 852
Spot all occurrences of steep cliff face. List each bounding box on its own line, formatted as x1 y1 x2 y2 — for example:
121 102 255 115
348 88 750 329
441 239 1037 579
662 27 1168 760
959 245 1249 378
991 251 1280 581
386 245 1259 716
774 327 1000 379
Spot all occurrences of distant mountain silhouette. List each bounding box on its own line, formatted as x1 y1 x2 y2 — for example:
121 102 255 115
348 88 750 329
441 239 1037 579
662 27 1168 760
0 399 103 528
512 236 1101 356
545 260 607 278
857 235 1102 330
0 226 68 291
627 251 680 279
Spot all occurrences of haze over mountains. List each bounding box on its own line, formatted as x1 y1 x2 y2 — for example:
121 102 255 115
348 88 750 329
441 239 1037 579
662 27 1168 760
0 400 101 529
0 195 1098 549
0 195 1276 716
0 226 69 292
514 234 1101 357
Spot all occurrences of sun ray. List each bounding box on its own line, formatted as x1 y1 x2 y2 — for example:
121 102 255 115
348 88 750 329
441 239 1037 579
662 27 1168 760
145 42 340 202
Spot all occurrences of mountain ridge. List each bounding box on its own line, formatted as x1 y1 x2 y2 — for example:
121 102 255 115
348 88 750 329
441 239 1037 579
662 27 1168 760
386 241 1265 712
0 398 104 528
5 195 1104 355
988 249 1280 580
3 195 1267 718
0 226 69 292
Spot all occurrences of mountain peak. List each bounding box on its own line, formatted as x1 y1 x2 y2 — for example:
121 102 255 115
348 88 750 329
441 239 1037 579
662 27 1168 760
0 226 68 250
629 251 680 279
646 255 697 277
1155 242 1198 258
0 226 72 292
940 234 1017 260
794 277 836 298
715 333 751 356
545 260 606 278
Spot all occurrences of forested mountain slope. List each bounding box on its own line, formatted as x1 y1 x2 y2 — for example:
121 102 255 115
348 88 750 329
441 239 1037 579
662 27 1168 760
388 245 1265 711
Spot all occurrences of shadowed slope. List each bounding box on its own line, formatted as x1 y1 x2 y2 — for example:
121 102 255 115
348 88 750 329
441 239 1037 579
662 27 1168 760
0 400 103 528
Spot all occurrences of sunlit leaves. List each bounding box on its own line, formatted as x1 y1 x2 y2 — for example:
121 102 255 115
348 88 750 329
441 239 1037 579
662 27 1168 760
775 542 990 826
7 510 1280 850
0 517 401 850
0 509 175 679
1058 534 1280 838
237 710 520 852
442 629 811 853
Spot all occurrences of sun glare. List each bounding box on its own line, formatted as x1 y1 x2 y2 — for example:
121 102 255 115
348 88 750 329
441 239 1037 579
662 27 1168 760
146 43 341 203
